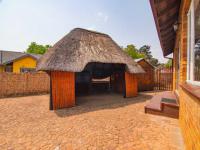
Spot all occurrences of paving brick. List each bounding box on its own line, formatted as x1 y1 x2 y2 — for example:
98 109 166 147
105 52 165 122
0 92 184 149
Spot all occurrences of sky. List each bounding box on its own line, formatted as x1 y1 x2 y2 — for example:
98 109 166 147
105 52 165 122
0 0 167 63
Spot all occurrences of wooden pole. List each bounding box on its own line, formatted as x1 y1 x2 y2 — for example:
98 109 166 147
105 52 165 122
124 72 138 98
49 74 53 110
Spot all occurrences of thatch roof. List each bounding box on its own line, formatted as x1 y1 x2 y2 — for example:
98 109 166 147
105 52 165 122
37 28 144 73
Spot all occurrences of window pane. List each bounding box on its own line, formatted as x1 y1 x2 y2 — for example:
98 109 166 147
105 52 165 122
188 10 192 80
194 0 200 81
20 68 36 73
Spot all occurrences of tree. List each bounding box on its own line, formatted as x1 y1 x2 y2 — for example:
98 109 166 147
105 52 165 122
139 45 161 66
124 44 145 59
124 44 161 67
165 59 173 68
26 42 52 54
149 58 160 67
138 45 152 60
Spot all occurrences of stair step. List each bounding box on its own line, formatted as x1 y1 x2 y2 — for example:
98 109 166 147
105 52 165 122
145 91 179 118
161 98 179 108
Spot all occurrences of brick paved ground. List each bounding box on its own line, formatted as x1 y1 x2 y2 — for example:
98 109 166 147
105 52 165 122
0 92 184 150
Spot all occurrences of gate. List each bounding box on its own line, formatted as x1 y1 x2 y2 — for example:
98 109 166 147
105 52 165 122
154 66 173 91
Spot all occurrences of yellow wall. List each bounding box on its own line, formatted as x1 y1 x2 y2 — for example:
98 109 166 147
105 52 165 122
13 56 37 73
0 66 4 72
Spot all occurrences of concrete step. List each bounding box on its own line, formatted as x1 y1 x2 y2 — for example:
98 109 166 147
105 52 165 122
145 91 179 118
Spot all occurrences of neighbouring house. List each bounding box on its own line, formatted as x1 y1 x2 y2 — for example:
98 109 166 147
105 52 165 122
135 58 155 91
37 28 144 110
0 50 41 73
150 0 200 149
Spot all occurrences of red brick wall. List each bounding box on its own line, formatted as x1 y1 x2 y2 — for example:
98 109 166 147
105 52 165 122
0 72 50 98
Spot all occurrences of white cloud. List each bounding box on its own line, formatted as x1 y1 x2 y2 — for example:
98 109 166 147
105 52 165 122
96 11 109 23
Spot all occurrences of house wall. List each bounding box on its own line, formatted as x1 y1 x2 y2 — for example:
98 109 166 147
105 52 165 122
13 56 37 73
179 87 200 149
173 0 200 149
173 0 191 86
0 66 4 72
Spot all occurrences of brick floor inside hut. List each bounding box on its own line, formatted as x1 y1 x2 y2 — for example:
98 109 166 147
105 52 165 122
0 92 184 150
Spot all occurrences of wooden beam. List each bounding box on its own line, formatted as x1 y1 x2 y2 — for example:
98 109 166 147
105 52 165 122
160 19 176 32
154 0 166 5
162 38 175 47
158 11 179 26
160 30 174 39
49 73 53 110
161 32 175 41
163 39 175 47
159 19 178 36
157 0 180 18
160 27 174 37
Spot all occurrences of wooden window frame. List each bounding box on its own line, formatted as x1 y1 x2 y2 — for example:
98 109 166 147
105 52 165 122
187 0 200 86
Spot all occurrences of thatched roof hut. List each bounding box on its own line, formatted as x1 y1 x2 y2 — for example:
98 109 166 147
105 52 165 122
38 28 143 110
37 28 144 73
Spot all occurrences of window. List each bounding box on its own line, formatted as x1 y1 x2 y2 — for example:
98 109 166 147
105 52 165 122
5 63 13 72
20 68 36 73
5 65 13 72
187 0 200 85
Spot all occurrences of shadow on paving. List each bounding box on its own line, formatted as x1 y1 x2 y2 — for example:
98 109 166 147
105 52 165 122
55 92 153 117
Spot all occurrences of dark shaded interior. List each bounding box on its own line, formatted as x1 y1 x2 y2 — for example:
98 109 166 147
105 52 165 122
75 62 126 95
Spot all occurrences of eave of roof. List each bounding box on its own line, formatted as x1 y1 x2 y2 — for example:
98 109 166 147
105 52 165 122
0 50 41 65
149 0 181 56
3 54 40 65
135 58 156 69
